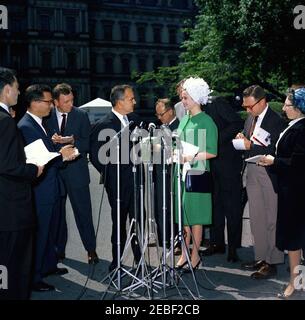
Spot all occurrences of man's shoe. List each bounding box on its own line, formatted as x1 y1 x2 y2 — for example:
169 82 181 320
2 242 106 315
88 251 99 265
241 260 266 271
45 267 68 277
227 247 240 263
251 263 277 279
32 281 55 292
200 244 225 256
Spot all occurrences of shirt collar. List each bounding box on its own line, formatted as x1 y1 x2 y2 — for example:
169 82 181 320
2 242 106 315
0 102 10 114
26 111 43 125
112 108 127 125
288 116 305 127
168 117 177 126
257 104 268 121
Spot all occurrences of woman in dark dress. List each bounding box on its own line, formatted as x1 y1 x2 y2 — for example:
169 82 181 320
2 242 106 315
259 87 305 298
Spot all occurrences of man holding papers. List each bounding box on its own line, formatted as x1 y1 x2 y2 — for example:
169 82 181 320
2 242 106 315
236 85 286 279
18 84 76 292
0 67 44 300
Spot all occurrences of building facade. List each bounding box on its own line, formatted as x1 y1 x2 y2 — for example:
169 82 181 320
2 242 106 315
0 0 195 119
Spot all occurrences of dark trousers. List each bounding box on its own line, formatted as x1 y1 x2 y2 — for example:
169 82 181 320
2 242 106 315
154 165 177 245
0 229 33 300
210 174 243 249
34 202 59 283
56 184 96 254
107 186 141 265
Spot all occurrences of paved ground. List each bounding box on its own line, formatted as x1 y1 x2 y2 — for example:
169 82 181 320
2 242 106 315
31 164 305 300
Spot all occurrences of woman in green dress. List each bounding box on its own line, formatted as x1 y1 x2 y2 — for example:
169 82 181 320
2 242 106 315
175 77 218 271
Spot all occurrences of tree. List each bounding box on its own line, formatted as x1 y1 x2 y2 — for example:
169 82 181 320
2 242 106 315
136 0 305 100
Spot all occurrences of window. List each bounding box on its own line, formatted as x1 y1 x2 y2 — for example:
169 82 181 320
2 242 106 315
153 26 161 43
120 24 129 42
121 56 130 74
153 58 162 70
89 20 96 37
137 26 146 42
138 90 148 109
40 15 50 32
67 52 77 70
90 54 97 71
91 86 99 99
41 51 52 70
104 57 113 74
66 16 77 34
103 23 113 41
168 55 177 67
137 56 146 72
103 87 111 100
168 28 177 44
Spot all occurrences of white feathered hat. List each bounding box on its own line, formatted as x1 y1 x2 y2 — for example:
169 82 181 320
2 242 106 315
182 77 211 105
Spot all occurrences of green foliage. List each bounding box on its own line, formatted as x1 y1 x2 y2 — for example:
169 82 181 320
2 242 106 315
136 0 305 100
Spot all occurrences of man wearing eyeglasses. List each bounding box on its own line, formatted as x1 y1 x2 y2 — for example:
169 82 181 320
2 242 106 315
18 84 77 292
236 85 286 279
154 99 179 249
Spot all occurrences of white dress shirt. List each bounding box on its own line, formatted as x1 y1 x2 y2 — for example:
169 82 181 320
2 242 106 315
26 111 47 135
112 108 129 127
0 102 10 114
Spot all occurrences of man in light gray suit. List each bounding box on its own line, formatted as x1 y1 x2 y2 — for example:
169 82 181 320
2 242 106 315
236 85 286 279
45 83 98 264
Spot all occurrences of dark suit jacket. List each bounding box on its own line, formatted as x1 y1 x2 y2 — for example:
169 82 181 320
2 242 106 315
89 111 139 199
205 97 244 177
18 113 61 205
0 107 37 231
244 106 287 190
45 107 91 188
272 118 305 250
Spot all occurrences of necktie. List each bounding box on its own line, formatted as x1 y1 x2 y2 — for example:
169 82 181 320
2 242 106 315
60 114 66 135
122 115 129 126
249 116 258 137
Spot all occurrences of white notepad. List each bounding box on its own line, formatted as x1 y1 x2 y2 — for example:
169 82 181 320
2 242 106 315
24 139 61 166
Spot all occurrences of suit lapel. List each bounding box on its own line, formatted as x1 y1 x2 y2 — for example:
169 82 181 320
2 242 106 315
25 113 54 150
65 107 75 135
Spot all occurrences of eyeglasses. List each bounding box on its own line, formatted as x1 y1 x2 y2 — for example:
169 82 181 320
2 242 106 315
242 97 264 110
155 108 170 117
36 99 54 105
283 103 294 108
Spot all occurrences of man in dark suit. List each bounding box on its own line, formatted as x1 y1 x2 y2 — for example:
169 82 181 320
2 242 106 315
201 96 244 262
46 83 98 264
236 85 286 279
154 98 179 248
18 84 76 292
0 68 43 300
90 84 140 272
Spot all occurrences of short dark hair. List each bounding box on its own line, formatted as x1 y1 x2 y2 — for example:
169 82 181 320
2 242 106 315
243 85 266 101
156 98 174 110
52 83 73 100
0 67 17 94
25 84 52 109
110 84 133 106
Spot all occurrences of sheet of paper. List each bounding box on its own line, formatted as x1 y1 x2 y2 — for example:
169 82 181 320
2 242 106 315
232 139 246 150
251 127 271 146
245 155 264 164
181 140 199 157
24 139 60 166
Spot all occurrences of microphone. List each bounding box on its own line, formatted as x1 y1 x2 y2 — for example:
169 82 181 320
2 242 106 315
148 122 156 137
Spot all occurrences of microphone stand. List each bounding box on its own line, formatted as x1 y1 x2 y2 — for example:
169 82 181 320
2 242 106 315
101 121 147 296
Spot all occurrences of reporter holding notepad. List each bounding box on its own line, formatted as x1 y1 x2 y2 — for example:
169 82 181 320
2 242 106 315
236 85 286 279
258 87 305 298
